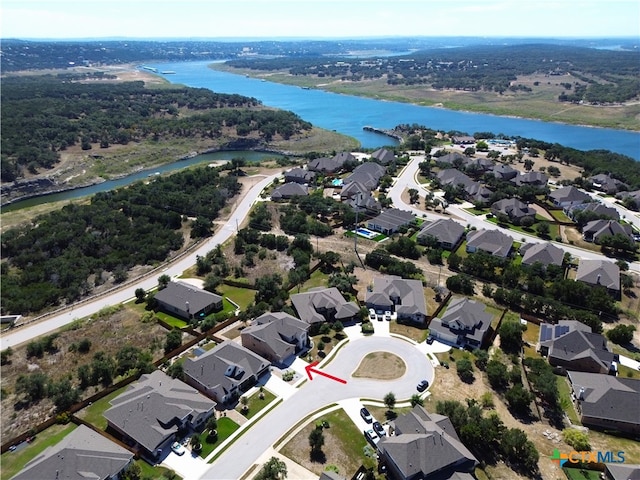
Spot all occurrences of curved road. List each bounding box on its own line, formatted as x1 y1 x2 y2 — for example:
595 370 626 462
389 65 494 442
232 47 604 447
203 335 434 480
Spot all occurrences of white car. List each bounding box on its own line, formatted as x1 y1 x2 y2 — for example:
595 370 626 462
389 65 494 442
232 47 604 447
384 311 391 321
171 441 185 456
368 308 376 321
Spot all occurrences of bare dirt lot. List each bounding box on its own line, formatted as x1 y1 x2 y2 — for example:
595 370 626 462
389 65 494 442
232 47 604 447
352 352 406 380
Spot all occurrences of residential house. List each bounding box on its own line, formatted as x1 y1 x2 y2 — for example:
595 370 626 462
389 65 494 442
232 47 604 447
241 312 310 366
290 287 360 327
365 275 428 324
271 182 309 201
416 218 466 251
10 425 134 480
345 189 382 214
465 181 493 206
491 163 518 181
616 190 640 210
104 371 215 457
463 157 494 174
512 171 549 187
520 242 564 267
582 219 634 243
370 148 397 165
436 168 474 189
284 167 316 184
451 135 476 145
465 229 513 257
154 281 223 321
567 202 620 222
538 321 615 374
367 208 415 235
589 173 628 194
308 157 339 174
548 186 591 208
435 152 467 168
491 198 536 224
604 464 640 480
568 371 640 435
377 405 478 480
575 259 620 296
343 161 386 191
428 297 493 349
319 471 347 480
183 341 270 405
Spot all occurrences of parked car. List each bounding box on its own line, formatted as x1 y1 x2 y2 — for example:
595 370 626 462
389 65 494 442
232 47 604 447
373 421 386 437
384 311 391 321
369 308 376 321
426 337 434 345
360 407 373 423
416 379 429 392
364 428 379 446
171 441 185 456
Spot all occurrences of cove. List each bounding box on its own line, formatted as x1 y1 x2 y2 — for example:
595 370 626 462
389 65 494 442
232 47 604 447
148 60 640 160
1 150 283 212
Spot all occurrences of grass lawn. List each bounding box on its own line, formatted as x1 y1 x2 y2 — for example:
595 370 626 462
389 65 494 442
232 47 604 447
556 376 581 425
76 388 124 430
137 459 181 479
550 210 573 223
236 388 277 420
389 321 429 343
563 467 602 480
1 423 77 480
299 269 330 292
280 408 377 476
199 417 240 459
465 207 489 216
155 312 188 329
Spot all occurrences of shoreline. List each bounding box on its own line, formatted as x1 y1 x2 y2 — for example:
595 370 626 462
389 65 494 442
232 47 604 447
208 63 640 133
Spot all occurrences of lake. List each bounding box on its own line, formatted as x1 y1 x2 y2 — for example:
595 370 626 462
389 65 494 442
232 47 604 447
149 60 639 159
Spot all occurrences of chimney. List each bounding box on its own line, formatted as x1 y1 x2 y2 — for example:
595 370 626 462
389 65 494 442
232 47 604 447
596 274 601 285
578 387 585 400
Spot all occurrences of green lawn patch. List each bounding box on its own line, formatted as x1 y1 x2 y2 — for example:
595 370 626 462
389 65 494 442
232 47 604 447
300 269 330 292
237 389 277 420
556 376 581 425
465 208 489 216
199 417 240 459
373 234 387 242
137 459 181 479
1 423 77 480
550 210 573 223
76 388 124 430
155 312 188 329
563 467 602 480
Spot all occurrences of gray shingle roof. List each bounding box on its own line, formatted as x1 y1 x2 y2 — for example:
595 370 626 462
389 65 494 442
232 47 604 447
183 341 269 401
520 242 564 267
582 220 633 242
366 275 427 318
104 371 215 453
343 161 386 190
271 183 308 200
545 330 614 371
370 148 396 165
290 287 359 325
491 198 536 221
367 208 415 233
568 371 640 427
154 281 222 318
576 259 620 291
430 297 492 345
512 171 548 186
549 186 591 204
466 229 513 257
378 406 477 479
417 218 465 247
11 425 133 480
241 312 309 361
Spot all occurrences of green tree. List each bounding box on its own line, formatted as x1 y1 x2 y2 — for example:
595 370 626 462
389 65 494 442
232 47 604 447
135 288 146 302
563 429 591 451
473 349 489 370
309 427 325 455
501 428 539 472
505 384 534 415
158 274 171 289
499 321 523 354
255 456 288 480
410 394 424 407
16 372 49 403
164 329 182 354
456 358 475 383
1 347 13 365
606 324 635 345
384 392 396 410
486 359 509 390
536 221 550 238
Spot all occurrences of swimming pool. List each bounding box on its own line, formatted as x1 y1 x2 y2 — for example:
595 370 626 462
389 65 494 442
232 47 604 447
355 227 377 239
331 178 343 187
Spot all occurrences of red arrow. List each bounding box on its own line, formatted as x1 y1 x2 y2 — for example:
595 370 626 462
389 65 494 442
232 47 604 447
304 361 347 384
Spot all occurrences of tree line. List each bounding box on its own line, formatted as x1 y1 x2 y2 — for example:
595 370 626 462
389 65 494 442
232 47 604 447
1 166 239 314
1 75 311 181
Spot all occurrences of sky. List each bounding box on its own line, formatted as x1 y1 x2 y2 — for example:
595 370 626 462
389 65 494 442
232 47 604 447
1 0 639 40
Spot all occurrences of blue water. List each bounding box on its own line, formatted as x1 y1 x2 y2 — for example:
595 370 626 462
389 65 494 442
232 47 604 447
1 150 283 212
149 60 640 159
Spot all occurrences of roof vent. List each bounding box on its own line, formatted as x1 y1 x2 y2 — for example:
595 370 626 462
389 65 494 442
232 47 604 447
578 387 585 400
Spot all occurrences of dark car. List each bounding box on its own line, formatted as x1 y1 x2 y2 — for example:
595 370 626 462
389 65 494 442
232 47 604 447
416 379 429 392
373 421 386 437
426 337 434 345
360 407 373 423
